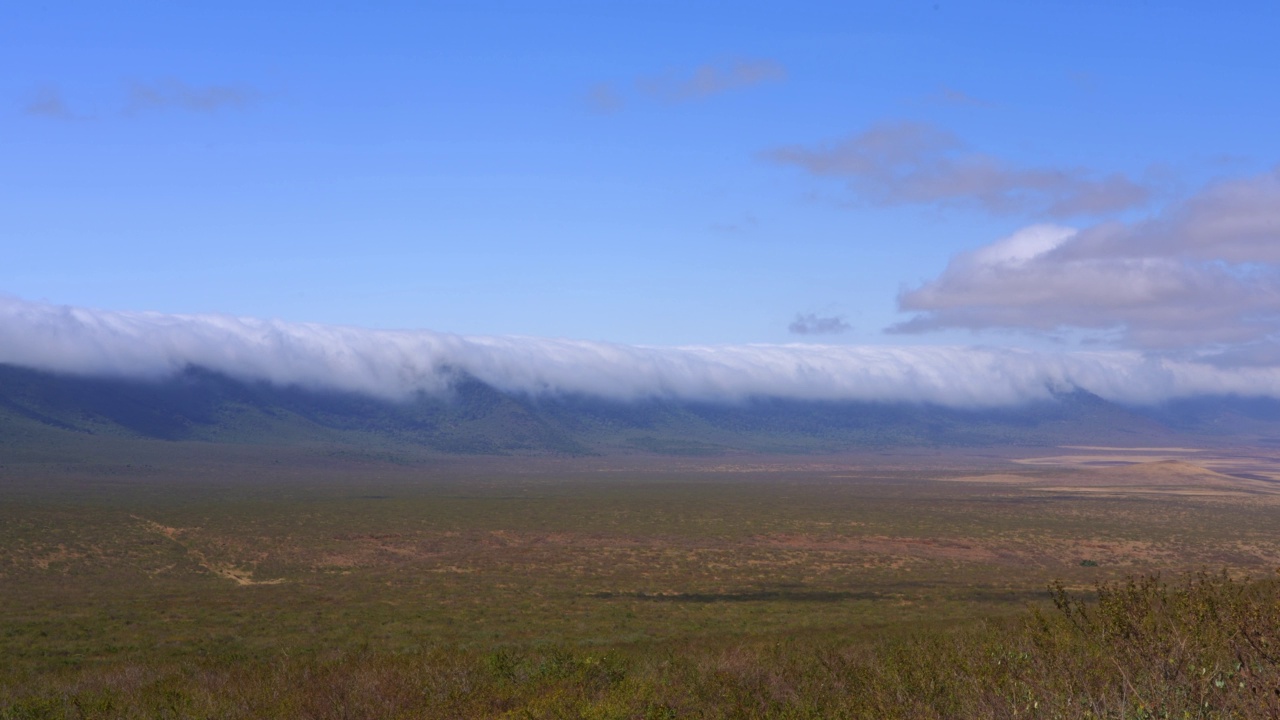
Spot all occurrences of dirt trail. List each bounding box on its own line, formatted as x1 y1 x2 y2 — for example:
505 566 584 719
132 516 284 586
952 452 1280 497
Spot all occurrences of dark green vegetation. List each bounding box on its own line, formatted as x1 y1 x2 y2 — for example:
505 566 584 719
9 362 1280 455
4 440 1280 717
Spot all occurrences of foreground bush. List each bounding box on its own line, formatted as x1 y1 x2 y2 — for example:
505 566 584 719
3 571 1278 719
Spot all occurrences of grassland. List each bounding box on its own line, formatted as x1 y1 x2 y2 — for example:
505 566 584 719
3 440 1280 717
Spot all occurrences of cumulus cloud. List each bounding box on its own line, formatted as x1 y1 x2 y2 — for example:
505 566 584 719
639 58 785 102
788 313 850 335
125 79 257 114
891 169 1280 350
6 296 1280 408
766 121 1149 217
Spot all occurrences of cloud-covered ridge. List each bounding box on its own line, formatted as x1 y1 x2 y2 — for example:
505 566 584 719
6 296 1280 408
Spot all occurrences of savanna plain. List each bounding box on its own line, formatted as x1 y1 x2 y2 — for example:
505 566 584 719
5 439 1280 718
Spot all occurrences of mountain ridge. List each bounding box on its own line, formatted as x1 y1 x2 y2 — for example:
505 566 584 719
1 362 1277 456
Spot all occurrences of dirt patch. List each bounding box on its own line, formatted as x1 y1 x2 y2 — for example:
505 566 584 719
1059 446 1204 453
133 516 284 586
29 544 88 570
941 473 1040 485
974 460 1280 496
1014 454 1205 466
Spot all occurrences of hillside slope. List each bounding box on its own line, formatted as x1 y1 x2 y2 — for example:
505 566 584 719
0 362 1261 456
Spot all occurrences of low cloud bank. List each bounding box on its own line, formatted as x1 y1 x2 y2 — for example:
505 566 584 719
5 296 1280 407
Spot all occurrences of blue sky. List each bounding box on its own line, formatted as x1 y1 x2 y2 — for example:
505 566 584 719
4 1 1279 353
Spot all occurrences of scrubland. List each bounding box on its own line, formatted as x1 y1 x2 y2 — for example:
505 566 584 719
3 443 1280 718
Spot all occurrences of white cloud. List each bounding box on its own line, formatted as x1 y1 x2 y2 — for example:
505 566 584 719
892 169 1280 350
6 296 1280 407
968 224 1076 267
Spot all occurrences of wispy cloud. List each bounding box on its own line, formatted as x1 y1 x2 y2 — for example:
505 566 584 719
585 82 625 114
890 169 1280 352
589 58 785 113
24 87 76 119
5 295 1280 407
766 121 1149 218
788 313 850 335
710 213 759 234
931 86 990 107
639 58 786 103
125 79 258 114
